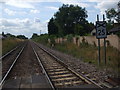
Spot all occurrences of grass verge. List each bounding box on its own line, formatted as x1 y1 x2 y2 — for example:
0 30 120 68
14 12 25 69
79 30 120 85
53 42 120 76
2 37 23 55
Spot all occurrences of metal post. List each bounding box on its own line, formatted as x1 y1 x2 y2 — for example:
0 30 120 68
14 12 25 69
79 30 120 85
103 14 106 65
104 38 106 65
97 14 99 21
98 39 101 66
97 14 101 66
103 14 105 21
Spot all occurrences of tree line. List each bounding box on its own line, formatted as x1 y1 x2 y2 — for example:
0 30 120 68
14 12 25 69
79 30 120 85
48 3 120 37
2 32 28 39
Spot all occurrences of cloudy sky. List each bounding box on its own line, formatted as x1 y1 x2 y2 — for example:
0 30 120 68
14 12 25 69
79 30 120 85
0 0 119 38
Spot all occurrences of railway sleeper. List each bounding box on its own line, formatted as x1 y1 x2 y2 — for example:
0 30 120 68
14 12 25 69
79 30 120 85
46 68 66 72
45 66 64 70
48 71 69 75
52 76 77 82
54 80 85 87
99 81 113 88
48 69 67 73
45 65 63 68
50 73 73 78
50 74 75 80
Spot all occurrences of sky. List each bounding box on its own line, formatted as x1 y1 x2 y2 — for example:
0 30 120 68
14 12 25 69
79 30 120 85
0 0 119 38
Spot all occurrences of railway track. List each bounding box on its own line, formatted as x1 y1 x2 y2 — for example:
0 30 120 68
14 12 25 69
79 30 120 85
34 42 120 89
1 41 51 89
0 42 26 88
1 40 119 89
0 46 18 60
0 41 25 60
31 41 103 89
1 42 27 78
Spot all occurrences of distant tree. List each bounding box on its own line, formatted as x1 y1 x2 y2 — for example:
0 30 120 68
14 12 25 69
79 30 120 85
105 1 120 31
6 33 16 38
105 8 117 23
48 18 58 35
2 32 4 36
105 1 120 24
117 1 120 23
31 33 39 39
17 35 28 39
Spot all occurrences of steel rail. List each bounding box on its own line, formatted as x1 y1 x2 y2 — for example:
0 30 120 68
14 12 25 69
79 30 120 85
0 46 19 60
0 46 25 88
0 41 25 60
31 43 55 90
33 41 103 88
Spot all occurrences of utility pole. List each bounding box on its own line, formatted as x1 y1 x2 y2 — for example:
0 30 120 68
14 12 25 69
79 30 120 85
40 30 41 36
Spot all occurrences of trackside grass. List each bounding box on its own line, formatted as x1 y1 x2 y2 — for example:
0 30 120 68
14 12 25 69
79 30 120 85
53 42 120 76
2 38 24 55
32 35 120 76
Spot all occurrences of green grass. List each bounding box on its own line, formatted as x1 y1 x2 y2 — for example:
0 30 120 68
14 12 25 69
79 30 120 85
32 35 120 76
2 37 23 55
53 42 120 75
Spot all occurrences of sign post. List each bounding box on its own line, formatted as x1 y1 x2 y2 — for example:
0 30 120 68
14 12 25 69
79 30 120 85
103 15 106 65
96 14 107 66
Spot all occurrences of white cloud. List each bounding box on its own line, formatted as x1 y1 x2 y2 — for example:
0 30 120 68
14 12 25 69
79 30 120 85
2 0 90 8
0 18 47 38
93 0 119 14
59 0 90 7
4 0 34 8
30 9 40 14
34 18 41 23
4 8 16 16
4 8 27 16
46 6 59 10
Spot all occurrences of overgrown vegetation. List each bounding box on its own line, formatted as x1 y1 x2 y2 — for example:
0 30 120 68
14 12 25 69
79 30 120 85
2 37 23 55
53 41 119 76
1 32 27 55
32 34 120 75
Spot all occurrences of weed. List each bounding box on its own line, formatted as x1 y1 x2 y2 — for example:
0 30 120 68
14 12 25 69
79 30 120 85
2 37 23 55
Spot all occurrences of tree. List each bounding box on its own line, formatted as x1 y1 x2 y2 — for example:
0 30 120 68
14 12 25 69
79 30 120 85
74 24 84 35
48 4 95 36
105 1 120 24
6 33 16 38
105 8 117 23
117 1 120 23
17 35 28 39
48 18 58 35
53 4 88 36
31 33 38 39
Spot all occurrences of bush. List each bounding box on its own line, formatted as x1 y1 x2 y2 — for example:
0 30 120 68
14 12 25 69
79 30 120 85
65 34 74 42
